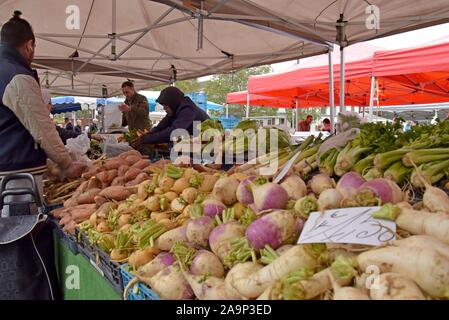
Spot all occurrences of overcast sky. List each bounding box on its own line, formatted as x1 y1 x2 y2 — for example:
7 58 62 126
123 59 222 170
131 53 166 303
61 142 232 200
271 22 449 72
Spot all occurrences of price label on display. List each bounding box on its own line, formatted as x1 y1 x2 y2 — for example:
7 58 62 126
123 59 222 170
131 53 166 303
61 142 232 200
298 207 396 246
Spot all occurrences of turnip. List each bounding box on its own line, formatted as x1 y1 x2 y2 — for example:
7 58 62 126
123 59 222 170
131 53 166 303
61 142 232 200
136 252 175 282
336 172 366 199
357 246 449 297
391 235 449 260
355 178 404 206
163 191 178 202
209 221 246 262
229 244 326 299
171 197 186 213
171 178 190 194
318 188 344 211
394 207 449 244
144 195 160 212
310 174 336 196
128 247 160 270
236 176 257 205
172 242 224 278
212 176 239 205
181 187 198 204
252 183 289 212
294 195 318 219
225 262 263 299
158 176 175 193
233 202 246 219
202 198 226 218
183 273 241 300
333 287 370 300
245 210 299 250
155 226 188 251
190 250 225 278
369 273 425 300
280 174 307 200
186 216 216 248
149 265 194 300
197 174 219 193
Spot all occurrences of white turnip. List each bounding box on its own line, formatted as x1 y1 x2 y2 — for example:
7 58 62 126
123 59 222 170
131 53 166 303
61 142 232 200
183 273 242 300
149 265 194 300
236 176 257 205
336 172 366 199
310 174 336 196
202 198 226 218
190 250 225 278
355 178 404 206
280 174 307 200
209 221 246 262
357 245 449 298
369 273 425 300
155 226 188 251
317 189 344 211
186 216 216 248
212 176 240 205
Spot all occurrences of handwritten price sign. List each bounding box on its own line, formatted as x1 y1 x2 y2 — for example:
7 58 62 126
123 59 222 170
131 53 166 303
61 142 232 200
298 207 396 246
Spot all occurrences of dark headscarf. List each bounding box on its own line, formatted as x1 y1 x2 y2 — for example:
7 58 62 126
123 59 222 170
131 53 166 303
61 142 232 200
156 86 185 111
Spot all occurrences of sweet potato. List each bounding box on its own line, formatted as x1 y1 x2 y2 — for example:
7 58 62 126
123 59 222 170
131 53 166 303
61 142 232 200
125 155 142 164
59 214 72 226
87 176 102 190
63 197 78 209
63 220 77 235
94 195 108 208
124 167 142 182
51 207 68 219
96 171 109 184
106 169 118 183
99 186 132 201
111 176 126 186
118 165 130 177
104 158 129 170
71 206 97 223
82 166 101 179
77 188 101 205
132 159 150 170
119 149 142 159
96 201 117 219
126 172 150 186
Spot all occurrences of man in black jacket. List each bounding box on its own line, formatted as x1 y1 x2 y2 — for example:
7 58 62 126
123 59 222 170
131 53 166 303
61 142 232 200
133 87 210 147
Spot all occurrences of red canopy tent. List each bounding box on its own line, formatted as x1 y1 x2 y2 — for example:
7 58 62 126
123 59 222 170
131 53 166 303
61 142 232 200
226 91 296 108
247 40 449 120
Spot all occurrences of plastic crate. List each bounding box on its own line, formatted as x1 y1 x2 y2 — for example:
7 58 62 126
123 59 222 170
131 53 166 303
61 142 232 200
120 264 160 300
97 249 123 294
49 217 79 255
42 202 63 215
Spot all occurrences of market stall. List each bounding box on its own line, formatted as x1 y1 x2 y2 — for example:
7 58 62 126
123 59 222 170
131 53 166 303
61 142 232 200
43 116 449 300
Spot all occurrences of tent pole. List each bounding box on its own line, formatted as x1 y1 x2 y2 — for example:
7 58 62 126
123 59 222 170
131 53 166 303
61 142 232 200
328 50 335 133
369 76 376 122
295 100 299 132
340 46 345 112
225 103 229 119
246 93 250 119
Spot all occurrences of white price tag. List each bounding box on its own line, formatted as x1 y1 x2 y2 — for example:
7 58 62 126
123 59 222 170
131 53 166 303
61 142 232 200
298 207 396 246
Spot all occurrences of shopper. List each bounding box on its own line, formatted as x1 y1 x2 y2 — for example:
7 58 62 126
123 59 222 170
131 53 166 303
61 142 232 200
88 118 99 134
0 11 85 300
322 118 331 132
118 81 151 130
132 86 210 147
64 117 74 131
41 92 103 144
298 115 313 131
74 119 83 134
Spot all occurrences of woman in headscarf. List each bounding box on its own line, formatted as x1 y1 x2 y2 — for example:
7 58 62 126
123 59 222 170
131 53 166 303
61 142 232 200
133 86 210 147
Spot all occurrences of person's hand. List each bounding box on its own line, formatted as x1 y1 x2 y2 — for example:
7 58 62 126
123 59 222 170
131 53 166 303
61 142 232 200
118 103 131 112
131 136 143 150
63 162 88 179
90 134 105 142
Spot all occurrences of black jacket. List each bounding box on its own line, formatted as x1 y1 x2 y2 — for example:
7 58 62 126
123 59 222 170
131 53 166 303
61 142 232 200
141 97 209 145
0 43 47 174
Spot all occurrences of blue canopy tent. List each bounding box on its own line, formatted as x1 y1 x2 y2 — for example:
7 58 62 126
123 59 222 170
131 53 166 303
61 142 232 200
50 96 81 114
206 101 224 111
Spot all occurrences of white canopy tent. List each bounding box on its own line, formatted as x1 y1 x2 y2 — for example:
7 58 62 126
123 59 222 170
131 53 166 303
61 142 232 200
1 1 448 127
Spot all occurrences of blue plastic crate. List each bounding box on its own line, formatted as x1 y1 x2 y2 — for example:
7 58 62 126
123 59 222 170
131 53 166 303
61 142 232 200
120 264 160 300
